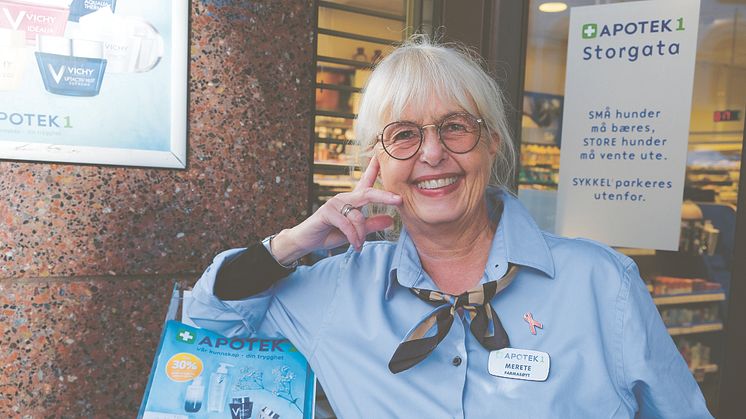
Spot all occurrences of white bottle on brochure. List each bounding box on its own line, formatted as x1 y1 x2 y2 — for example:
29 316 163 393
207 363 234 413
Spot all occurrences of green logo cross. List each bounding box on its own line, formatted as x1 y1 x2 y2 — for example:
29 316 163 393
176 328 196 344
582 23 598 39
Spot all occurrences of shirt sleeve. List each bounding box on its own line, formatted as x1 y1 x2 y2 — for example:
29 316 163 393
188 246 346 357
214 242 293 299
620 261 713 418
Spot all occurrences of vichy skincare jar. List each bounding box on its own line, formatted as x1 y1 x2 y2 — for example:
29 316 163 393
35 34 107 96
67 0 115 22
0 28 26 90
78 7 163 73
0 0 73 42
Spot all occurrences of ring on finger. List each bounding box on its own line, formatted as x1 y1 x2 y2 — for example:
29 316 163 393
340 203 358 217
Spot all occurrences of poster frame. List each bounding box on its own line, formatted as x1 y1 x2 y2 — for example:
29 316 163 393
0 0 189 169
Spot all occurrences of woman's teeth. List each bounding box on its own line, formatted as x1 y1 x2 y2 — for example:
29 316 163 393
416 177 458 190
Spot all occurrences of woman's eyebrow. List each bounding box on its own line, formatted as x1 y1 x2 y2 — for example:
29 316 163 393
392 111 466 125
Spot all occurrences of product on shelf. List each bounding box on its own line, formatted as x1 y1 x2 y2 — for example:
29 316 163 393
685 148 741 205
519 144 560 189
651 276 722 296
371 49 382 65
679 219 719 255
659 305 719 328
313 124 359 165
352 46 368 62
520 143 560 167
315 66 353 112
677 338 712 370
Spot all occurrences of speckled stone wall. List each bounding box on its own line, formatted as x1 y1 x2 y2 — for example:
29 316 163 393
0 0 316 416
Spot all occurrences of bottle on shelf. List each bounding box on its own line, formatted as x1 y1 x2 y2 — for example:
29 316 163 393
352 47 368 62
371 49 382 65
316 143 329 161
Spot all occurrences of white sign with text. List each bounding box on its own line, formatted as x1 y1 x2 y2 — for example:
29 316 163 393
556 0 700 250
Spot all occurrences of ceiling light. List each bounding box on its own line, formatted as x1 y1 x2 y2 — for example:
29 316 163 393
539 2 568 13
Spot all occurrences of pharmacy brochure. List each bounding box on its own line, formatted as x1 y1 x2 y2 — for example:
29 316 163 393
139 320 316 419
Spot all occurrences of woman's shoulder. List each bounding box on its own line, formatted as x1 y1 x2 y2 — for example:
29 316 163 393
540 231 636 274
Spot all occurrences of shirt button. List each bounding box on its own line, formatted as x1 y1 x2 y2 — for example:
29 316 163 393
452 356 462 366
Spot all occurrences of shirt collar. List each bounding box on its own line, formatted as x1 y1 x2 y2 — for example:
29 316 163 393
385 187 555 299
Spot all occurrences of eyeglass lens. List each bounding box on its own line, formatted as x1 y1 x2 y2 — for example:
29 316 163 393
381 113 481 160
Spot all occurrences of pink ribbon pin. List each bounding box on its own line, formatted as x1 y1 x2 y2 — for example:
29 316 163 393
523 312 543 335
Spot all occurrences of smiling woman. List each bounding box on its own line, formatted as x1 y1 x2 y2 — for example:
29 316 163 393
188 35 712 418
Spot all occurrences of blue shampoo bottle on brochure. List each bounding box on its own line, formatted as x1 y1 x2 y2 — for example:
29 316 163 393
35 35 107 97
184 376 205 413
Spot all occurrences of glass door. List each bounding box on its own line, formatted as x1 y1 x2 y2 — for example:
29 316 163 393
519 1 746 415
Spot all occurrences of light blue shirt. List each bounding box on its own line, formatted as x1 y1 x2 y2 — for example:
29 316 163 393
190 188 711 418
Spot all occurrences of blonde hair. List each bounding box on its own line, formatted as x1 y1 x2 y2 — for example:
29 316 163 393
354 35 516 187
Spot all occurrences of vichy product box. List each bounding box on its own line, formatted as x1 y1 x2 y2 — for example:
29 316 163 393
0 0 72 42
67 0 115 22
0 27 26 90
229 396 253 419
77 6 163 73
35 34 107 96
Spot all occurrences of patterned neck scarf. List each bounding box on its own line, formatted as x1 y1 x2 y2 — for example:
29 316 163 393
388 264 519 374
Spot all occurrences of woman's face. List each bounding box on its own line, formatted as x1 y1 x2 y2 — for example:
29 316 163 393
375 98 497 229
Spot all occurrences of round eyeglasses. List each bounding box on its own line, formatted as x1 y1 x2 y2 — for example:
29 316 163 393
377 112 484 160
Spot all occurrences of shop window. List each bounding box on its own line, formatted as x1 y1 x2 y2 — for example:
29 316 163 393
312 1 412 209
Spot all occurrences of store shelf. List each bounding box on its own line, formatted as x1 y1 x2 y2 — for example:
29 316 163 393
316 136 355 145
317 109 357 119
319 0 405 21
318 28 399 47
691 363 719 374
314 117 353 129
314 178 357 188
526 163 559 169
315 83 362 94
653 292 726 306
667 323 723 336
314 161 361 175
317 55 372 69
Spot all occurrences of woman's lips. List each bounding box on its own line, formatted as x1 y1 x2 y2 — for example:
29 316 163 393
415 176 459 190
412 175 462 197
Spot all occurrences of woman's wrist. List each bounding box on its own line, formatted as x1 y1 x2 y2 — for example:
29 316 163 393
266 228 306 268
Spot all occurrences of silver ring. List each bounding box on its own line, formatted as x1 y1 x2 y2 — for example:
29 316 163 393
340 203 356 217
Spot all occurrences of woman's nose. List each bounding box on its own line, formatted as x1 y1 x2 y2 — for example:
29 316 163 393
418 125 446 165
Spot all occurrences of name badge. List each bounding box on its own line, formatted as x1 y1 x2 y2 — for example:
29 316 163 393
488 348 550 381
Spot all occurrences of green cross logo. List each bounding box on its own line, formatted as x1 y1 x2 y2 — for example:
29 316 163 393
176 328 196 344
582 23 598 39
